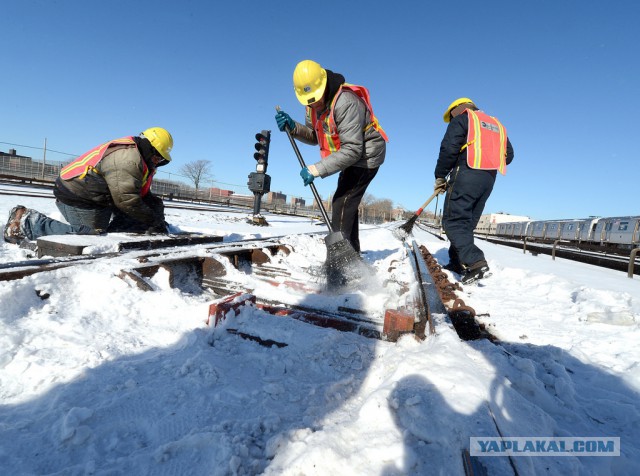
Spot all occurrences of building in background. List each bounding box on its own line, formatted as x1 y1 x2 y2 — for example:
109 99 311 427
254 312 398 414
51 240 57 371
475 212 530 234
0 148 30 162
391 207 405 220
0 148 63 181
291 197 305 207
209 187 234 198
266 191 287 205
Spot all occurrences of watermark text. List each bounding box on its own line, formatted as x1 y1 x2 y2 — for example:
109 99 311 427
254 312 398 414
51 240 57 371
470 437 620 457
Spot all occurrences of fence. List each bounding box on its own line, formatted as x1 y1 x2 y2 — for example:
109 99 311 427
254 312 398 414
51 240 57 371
0 155 63 182
0 154 396 222
0 154 327 219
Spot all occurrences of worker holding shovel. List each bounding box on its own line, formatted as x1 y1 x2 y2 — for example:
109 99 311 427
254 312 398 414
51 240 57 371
275 60 388 254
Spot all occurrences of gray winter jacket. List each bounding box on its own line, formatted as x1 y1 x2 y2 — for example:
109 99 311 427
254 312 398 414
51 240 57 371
290 90 386 178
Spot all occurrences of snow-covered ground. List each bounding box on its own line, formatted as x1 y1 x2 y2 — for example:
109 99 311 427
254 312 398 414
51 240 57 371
1 190 639 476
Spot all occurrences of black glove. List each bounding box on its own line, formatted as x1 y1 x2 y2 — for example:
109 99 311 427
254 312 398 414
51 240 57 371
144 194 165 214
145 221 169 235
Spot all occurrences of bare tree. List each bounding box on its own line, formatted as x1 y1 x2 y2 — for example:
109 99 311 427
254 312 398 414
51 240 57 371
368 198 393 223
361 193 375 208
180 160 213 195
375 198 394 214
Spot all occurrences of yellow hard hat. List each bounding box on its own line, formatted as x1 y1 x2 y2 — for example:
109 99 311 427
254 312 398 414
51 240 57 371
443 97 476 123
293 60 327 106
141 127 173 162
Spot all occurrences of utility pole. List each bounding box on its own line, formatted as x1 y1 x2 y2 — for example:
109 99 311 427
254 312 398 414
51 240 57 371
41 138 47 180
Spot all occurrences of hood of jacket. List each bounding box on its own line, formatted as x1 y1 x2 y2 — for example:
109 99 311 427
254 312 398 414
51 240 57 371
134 136 158 170
324 69 346 105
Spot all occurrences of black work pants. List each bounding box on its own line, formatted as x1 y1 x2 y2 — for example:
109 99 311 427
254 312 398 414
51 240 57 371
443 166 495 267
331 166 379 253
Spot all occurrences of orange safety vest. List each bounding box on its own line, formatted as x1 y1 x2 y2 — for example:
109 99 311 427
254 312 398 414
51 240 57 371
306 83 389 158
462 109 508 175
59 137 155 196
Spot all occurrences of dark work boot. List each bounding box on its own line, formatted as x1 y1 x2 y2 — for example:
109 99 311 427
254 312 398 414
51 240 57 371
3 206 28 244
443 262 464 274
461 260 491 285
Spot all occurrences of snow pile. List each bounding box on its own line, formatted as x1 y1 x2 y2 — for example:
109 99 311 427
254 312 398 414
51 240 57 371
0 192 639 475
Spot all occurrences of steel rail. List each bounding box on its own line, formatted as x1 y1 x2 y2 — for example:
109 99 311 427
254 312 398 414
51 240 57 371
477 235 640 276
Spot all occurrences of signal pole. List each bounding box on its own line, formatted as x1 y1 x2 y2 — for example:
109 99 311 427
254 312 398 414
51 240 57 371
41 138 47 180
247 130 271 226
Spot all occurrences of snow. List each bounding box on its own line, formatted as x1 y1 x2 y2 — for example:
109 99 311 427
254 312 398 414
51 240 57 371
1 190 639 476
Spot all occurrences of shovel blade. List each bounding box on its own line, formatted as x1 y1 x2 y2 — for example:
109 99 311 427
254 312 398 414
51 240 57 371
323 232 363 290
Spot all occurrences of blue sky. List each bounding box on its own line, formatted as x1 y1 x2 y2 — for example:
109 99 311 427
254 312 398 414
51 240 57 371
1 0 638 220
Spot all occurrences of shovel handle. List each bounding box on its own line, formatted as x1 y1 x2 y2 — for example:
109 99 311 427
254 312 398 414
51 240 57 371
276 106 334 231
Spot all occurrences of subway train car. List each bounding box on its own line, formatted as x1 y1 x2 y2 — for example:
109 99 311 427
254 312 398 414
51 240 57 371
494 216 640 251
495 221 529 238
527 220 576 240
589 216 640 247
560 218 597 241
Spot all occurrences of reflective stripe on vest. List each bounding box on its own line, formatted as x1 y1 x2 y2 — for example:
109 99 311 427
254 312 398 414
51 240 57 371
461 110 508 175
307 83 389 159
60 137 136 179
140 166 154 197
59 136 154 196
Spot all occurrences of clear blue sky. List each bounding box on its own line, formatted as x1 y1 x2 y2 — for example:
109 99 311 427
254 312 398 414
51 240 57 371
1 1 638 220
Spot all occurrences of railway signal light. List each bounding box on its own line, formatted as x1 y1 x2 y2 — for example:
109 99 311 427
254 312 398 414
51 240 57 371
247 129 272 217
254 130 270 172
247 171 271 193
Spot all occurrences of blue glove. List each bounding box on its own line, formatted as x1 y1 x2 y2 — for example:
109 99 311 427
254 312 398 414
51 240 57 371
275 110 295 132
300 167 315 186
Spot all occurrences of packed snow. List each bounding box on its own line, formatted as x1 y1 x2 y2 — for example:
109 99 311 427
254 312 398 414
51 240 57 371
1 190 639 476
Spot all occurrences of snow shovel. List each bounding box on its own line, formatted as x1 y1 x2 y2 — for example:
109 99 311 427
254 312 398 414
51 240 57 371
392 191 439 240
276 106 362 289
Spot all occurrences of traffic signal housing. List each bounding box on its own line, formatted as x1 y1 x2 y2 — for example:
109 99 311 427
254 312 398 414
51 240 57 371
254 130 270 173
247 171 271 194
248 129 271 195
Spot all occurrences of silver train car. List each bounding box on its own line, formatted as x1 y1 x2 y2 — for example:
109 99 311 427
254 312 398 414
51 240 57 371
494 216 640 249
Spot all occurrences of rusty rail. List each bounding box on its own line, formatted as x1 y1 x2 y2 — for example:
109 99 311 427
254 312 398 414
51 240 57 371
118 238 436 342
414 244 495 341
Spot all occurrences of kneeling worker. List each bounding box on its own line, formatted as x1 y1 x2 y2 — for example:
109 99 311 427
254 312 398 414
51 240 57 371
4 127 173 244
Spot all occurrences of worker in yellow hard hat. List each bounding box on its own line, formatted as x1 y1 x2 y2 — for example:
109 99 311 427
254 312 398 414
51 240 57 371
434 98 514 284
4 128 174 244
140 126 173 165
275 60 389 253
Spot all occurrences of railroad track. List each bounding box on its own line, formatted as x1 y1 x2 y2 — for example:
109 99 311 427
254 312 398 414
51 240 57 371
477 235 640 276
414 221 446 240
389 221 639 277
0 184 252 216
0 177 312 218
1 234 429 341
0 230 492 343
